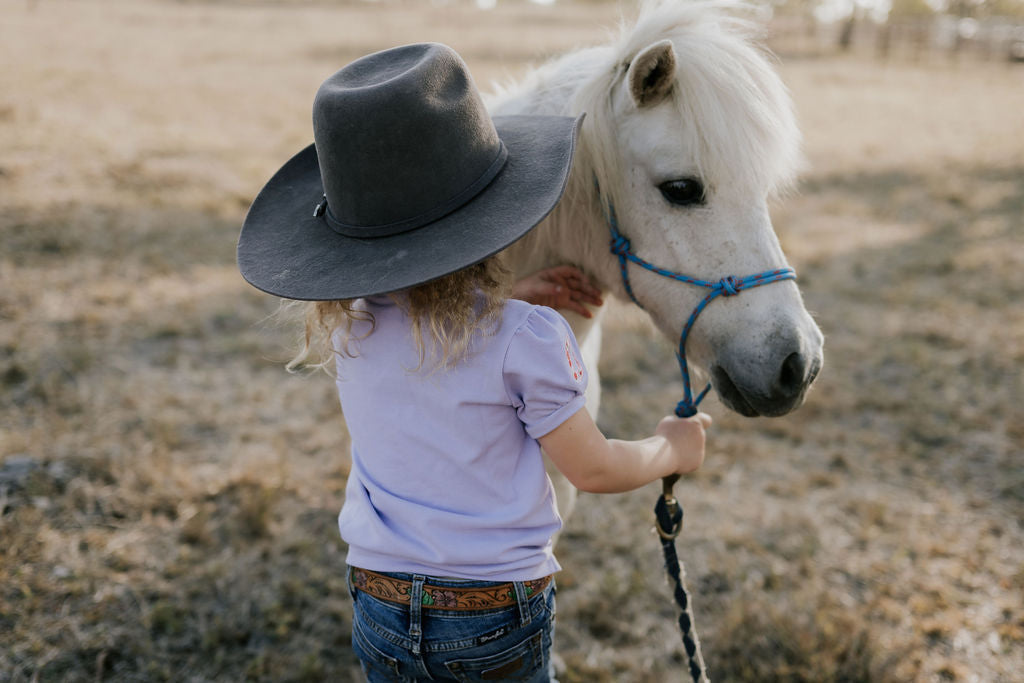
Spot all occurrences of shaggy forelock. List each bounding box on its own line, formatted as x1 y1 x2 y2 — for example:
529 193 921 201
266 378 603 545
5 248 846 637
571 0 802 212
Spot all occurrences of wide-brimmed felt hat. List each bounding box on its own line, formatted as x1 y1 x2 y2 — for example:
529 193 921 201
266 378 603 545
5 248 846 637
237 42 582 301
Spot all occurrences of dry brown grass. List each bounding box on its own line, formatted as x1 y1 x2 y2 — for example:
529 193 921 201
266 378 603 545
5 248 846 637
2 1 1022 681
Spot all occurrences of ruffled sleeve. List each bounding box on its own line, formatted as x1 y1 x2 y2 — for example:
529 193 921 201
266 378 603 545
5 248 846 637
503 306 588 439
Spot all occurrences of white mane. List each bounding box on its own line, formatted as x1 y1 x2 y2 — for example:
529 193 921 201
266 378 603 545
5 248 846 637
490 0 802 269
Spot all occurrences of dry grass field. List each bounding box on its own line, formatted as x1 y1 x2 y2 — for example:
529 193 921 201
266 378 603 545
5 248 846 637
2 0 1022 681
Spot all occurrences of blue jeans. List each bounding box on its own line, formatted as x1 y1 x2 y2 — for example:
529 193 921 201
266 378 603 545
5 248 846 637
348 568 557 682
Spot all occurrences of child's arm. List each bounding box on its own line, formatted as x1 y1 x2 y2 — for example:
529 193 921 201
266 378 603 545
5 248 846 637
538 408 711 494
511 265 603 318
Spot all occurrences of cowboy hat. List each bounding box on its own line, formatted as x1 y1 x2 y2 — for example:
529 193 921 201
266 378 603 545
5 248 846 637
237 42 582 301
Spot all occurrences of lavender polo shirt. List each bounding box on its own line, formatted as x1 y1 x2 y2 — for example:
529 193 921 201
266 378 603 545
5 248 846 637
334 296 588 581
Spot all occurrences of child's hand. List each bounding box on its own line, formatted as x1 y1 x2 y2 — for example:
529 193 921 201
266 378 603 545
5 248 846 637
655 412 712 475
511 265 603 318
540 408 712 494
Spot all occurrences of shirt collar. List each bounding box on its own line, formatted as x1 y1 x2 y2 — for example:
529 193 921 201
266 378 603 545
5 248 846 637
364 294 399 307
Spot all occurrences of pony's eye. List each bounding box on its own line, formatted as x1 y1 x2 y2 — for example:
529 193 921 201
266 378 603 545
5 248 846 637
658 178 705 206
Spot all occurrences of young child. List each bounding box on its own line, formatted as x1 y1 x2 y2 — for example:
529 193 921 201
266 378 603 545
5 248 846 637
238 43 711 682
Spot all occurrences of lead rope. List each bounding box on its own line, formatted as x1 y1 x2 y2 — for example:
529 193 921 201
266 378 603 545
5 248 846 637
601 196 796 683
654 474 708 683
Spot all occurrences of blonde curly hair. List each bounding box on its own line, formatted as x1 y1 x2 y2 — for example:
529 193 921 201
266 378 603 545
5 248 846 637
287 257 511 374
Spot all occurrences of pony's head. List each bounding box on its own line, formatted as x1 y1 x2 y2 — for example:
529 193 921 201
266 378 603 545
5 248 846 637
573 1 823 417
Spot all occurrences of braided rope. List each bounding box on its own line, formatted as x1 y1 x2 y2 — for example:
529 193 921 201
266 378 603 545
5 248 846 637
603 197 798 682
654 490 709 683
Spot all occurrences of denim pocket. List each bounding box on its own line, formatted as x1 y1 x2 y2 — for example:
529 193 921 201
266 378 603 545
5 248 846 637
445 630 545 682
351 613 404 682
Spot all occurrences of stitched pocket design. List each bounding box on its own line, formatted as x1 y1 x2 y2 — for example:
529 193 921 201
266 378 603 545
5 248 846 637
445 630 544 682
351 616 404 681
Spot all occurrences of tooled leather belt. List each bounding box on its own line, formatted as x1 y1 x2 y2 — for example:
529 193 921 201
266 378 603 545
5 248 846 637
351 568 552 611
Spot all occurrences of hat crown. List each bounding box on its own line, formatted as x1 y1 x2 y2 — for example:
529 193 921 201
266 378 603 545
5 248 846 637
313 43 505 237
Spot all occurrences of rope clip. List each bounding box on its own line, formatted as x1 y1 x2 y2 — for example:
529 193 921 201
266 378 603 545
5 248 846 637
656 475 684 539
655 494 683 539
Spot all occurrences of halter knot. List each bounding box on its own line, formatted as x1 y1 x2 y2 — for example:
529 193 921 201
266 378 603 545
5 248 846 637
718 276 739 296
675 399 696 418
610 234 632 257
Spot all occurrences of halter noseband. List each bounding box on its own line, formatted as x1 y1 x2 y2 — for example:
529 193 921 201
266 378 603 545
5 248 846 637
602 198 796 418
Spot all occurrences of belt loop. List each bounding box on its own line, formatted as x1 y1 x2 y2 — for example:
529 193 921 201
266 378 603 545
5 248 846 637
345 566 356 599
513 581 531 627
409 575 425 655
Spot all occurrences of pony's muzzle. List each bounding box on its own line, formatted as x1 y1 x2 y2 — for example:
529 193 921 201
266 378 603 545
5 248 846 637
712 345 822 418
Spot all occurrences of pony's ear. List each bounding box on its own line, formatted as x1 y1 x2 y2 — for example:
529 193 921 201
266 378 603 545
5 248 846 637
627 39 677 108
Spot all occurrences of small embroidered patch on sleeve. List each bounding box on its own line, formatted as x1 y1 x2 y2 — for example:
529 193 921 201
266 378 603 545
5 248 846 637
564 337 584 383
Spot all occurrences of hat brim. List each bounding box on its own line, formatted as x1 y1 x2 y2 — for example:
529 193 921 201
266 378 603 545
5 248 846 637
237 114 583 301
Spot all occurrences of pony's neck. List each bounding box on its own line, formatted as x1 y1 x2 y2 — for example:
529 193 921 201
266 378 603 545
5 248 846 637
502 184 612 287
490 48 619 290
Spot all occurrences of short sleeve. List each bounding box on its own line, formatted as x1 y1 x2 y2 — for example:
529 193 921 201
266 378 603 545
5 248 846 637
503 306 589 439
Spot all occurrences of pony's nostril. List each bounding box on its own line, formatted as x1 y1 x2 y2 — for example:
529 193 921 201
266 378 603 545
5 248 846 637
778 351 805 395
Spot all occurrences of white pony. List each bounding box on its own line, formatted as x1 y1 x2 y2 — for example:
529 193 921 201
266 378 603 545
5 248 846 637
488 0 825 518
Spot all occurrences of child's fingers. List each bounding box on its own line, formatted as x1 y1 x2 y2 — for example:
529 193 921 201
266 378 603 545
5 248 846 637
548 268 603 306
572 287 604 306
523 278 591 317
545 266 597 289
565 270 603 299
690 412 713 429
531 266 603 314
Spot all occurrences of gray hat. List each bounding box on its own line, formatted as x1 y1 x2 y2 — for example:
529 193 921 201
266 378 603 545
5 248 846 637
237 43 582 301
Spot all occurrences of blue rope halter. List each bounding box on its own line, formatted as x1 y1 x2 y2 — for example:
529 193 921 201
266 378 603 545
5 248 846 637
603 200 797 418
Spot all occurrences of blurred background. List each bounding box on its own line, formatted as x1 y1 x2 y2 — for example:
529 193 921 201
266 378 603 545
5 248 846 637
1 0 1021 680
